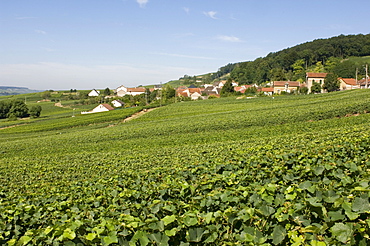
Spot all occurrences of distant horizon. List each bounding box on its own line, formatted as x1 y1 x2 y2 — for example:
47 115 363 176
2 0 370 90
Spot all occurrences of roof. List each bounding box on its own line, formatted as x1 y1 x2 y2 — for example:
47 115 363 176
112 99 124 104
358 77 370 85
188 88 201 93
261 87 274 92
178 92 188 97
273 81 300 87
101 104 115 111
339 78 357 86
306 72 328 78
127 87 146 92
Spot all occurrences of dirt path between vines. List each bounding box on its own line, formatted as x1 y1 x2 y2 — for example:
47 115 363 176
122 108 157 123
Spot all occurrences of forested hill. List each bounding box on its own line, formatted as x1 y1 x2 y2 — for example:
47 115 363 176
214 34 370 85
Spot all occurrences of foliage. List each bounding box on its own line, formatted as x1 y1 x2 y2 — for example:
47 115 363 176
220 78 235 97
29 105 42 118
0 100 29 119
103 88 111 96
1 90 370 245
299 86 309 95
311 82 322 94
162 85 176 101
323 73 340 92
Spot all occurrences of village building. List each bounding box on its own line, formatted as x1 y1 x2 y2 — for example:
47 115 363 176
81 103 114 114
273 81 301 94
338 78 359 90
111 99 125 107
116 86 146 97
88 89 100 97
259 87 274 96
358 77 370 89
306 72 327 93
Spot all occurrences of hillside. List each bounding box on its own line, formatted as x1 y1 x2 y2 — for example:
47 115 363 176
184 34 370 86
0 86 40 96
1 90 370 245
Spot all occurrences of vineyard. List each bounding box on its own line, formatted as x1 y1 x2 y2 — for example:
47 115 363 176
1 90 370 245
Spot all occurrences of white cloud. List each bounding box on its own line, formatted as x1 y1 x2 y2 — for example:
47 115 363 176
183 7 190 14
217 35 242 42
35 29 47 35
203 11 217 19
136 0 148 8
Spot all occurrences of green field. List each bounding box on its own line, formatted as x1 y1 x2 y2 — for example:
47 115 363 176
1 90 370 245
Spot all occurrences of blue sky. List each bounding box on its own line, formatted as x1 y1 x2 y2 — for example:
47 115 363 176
1 0 369 90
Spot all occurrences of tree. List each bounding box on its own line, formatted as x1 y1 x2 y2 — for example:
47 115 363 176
29 105 42 118
311 82 322 94
313 61 325 73
323 73 339 92
299 86 309 95
42 91 51 99
8 100 29 118
291 59 306 81
104 87 111 96
220 78 235 97
162 85 176 100
0 101 11 119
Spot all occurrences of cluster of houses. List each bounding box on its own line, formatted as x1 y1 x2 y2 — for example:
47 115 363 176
83 72 369 114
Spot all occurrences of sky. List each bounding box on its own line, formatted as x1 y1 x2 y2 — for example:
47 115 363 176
1 0 370 90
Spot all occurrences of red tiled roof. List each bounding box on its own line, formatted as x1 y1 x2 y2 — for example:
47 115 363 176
273 81 300 87
127 87 146 92
306 72 328 78
101 104 115 111
178 92 188 97
261 87 274 92
188 88 201 93
339 78 357 86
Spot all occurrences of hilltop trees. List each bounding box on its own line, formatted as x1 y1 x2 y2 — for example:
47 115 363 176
229 34 370 84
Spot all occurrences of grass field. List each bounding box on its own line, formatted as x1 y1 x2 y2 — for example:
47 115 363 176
1 90 370 245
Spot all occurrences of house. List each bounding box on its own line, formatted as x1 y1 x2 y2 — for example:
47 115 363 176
306 72 327 93
259 87 274 96
88 89 100 97
273 81 300 94
358 77 370 88
213 80 226 88
234 86 246 94
111 99 125 107
116 86 146 97
190 92 202 100
81 103 114 114
338 78 359 90
203 86 221 96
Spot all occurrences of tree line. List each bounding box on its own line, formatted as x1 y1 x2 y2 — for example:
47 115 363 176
0 100 42 120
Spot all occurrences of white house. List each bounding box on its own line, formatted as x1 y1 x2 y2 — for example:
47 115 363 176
88 89 100 97
111 99 124 107
190 92 202 100
116 86 146 97
81 104 114 114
